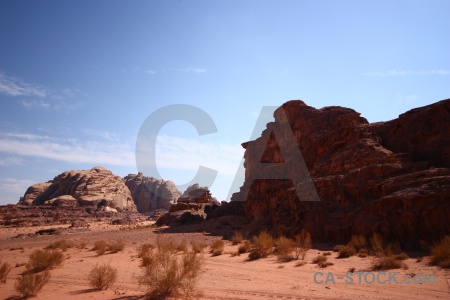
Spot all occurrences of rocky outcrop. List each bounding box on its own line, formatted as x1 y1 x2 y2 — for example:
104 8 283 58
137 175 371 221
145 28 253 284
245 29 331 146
17 166 136 211
156 184 218 226
232 99 450 247
124 173 181 214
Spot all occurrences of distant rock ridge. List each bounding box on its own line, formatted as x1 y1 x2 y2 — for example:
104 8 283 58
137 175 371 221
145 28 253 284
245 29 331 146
123 172 181 214
18 166 136 211
231 98 450 247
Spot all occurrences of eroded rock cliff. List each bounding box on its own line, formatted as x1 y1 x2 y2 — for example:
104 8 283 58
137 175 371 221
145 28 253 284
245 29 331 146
232 99 450 247
18 166 136 211
123 173 181 214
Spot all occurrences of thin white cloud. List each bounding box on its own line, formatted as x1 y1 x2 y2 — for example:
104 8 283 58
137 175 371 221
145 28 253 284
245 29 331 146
0 71 82 110
83 129 119 142
179 67 207 73
0 178 35 195
146 70 157 75
0 156 23 166
0 72 48 97
153 134 243 176
0 132 135 167
362 69 450 76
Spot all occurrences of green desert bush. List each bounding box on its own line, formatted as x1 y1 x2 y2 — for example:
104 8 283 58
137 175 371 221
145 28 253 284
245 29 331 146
210 240 225 256
45 239 74 252
231 231 244 245
15 270 50 298
338 246 356 258
88 262 117 290
26 249 64 273
138 235 204 299
430 235 450 268
293 230 312 260
0 260 12 283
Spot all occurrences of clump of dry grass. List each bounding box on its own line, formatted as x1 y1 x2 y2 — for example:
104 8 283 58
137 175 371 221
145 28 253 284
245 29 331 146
93 240 109 256
249 231 273 260
107 240 125 253
231 231 244 245
190 241 207 254
347 235 367 251
369 234 407 270
294 261 306 267
238 240 252 254
45 239 74 252
430 235 450 268
15 270 50 297
293 230 311 260
333 245 345 252
358 248 369 258
338 246 356 258
138 235 204 299
26 249 64 273
210 240 225 256
312 254 333 268
175 239 188 253
0 260 12 283
276 236 294 262
92 240 125 255
137 243 155 258
88 262 117 290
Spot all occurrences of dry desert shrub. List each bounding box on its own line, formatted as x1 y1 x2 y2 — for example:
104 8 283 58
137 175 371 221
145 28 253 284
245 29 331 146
210 240 225 256
137 243 155 258
231 231 244 245
0 260 12 283
26 249 63 273
88 262 117 290
430 235 450 268
369 234 407 270
138 235 204 300
45 239 74 252
252 231 274 258
312 254 333 268
175 239 188 253
238 240 252 254
358 248 369 258
15 270 50 298
293 230 311 260
276 236 294 262
93 240 109 256
190 241 207 254
347 235 367 251
107 240 125 253
333 245 345 252
338 246 356 258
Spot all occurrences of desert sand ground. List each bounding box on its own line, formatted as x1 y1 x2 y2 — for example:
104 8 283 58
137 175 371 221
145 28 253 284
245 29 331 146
0 218 449 300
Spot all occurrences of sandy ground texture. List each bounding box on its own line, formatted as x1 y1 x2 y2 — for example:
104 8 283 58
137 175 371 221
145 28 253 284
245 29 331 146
0 218 449 300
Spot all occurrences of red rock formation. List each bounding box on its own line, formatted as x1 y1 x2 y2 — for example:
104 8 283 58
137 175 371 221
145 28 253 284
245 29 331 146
18 166 136 211
124 173 180 214
232 99 450 247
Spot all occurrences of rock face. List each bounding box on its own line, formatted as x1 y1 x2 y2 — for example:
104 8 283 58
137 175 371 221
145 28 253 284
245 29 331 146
18 166 136 211
232 99 450 247
156 184 218 226
123 173 181 214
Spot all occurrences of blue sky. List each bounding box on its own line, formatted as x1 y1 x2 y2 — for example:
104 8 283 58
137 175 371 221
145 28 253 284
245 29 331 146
0 0 449 205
